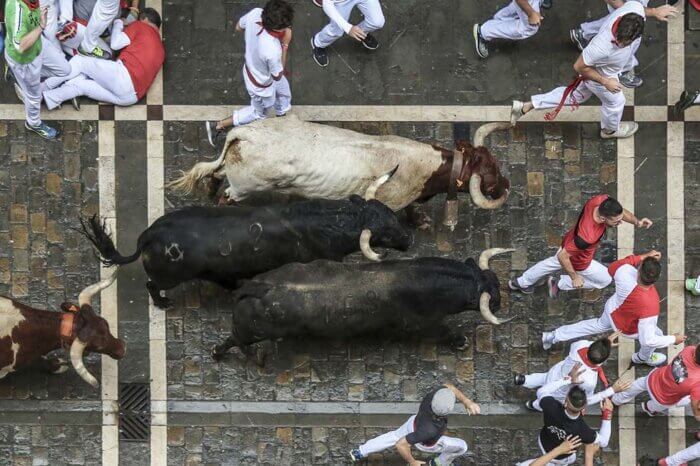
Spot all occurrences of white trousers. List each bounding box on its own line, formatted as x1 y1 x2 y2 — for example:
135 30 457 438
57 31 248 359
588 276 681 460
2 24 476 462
43 55 137 108
6 38 70 125
532 79 626 131
313 0 385 48
40 0 62 49
515 251 612 291
611 374 691 413
81 0 120 51
665 441 700 466
480 0 541 42
551 298 661 363
358 415 468 465
233 71 292 127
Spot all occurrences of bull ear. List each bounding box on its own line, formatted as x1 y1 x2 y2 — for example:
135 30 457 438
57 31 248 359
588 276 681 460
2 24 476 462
349 194 365 205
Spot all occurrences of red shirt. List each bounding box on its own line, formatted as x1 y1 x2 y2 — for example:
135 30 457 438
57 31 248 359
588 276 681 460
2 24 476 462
607 255 660 336
648 346 700 406
120 22 165 100
561 194 609 271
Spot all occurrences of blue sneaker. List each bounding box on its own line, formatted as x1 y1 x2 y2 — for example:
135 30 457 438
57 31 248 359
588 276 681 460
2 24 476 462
25 121 61 140
0 23 4 55
349 448 364 462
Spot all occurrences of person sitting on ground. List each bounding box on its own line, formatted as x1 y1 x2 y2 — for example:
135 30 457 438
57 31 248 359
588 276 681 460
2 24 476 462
41 7 164 108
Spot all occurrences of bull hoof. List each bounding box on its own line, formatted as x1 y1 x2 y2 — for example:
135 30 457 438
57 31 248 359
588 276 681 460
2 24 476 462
211 345 226 362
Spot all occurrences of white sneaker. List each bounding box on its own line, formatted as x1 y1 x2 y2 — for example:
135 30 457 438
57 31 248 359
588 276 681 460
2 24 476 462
636 352 667 367
542 331 555 351
600 122 638 139
510 100 524 126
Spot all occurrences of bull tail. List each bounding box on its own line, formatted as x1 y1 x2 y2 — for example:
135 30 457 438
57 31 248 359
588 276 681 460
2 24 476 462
79 215 142 266
166 134 239 195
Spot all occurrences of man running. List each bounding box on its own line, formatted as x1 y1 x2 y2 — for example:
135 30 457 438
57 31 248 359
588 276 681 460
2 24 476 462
656 432 700 466
310 0 384 67
612 344 700 420
509 194 652 297
515 334 632 410
518 386 613 465
205 0 293 145
349 384 478 465
540 251 685 366
510 1 645 139
473 0 543 59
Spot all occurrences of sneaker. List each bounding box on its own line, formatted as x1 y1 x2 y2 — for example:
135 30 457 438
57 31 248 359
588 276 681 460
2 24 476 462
513 373 526 386
77 45 112 60
4 62 13 82
541 0 552 9
510 100 525 126
205 121 223 148
70 97 80 111
508 279 534 294
473 24 489 59
635 352 667 367
675 90 700 115
361 33 379 51
525 400 540 412
349 448 364 462
312 0 322 6
310 37 329 67
601 122 638 139
619 70 643 88
14 83 24 103
25 121 61 140
569 28 588 51
542 331 555 351
427 459 442 466
547 276 559 299
641 401 661 417
686 278 700 296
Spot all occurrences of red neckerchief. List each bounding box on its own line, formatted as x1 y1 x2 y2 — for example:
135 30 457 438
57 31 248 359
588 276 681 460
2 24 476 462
545 76 584 121
578 348 609 388
22 0 40 10
610 16 623 47
59 305 80 347
256 22 286 41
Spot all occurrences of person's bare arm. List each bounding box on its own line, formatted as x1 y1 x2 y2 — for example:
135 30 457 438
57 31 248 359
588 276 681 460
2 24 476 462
395 438 424 466
280 28 292 70
584 442 600 466
645 4 678 22
444 383 481 414
515 0 543 25
17 8 46 53
557 249 583 288
573 55 621 93
605 0 624 8
531 436 582 466
622 208 653 228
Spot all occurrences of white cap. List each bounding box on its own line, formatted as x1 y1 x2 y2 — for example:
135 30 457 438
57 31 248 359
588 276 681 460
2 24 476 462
431 388 456 416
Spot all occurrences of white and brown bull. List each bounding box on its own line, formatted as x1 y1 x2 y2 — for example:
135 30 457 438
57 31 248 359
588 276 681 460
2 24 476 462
168 116 511 228
0 270 125 387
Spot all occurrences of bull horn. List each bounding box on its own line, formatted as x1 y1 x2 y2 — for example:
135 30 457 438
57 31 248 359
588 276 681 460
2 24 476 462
479 292 515 325
473 122 512 147
360 229 383 262
78 268 118 307
364 165 399 201
70 338 99 388
478 247 516 271
468 174 509 210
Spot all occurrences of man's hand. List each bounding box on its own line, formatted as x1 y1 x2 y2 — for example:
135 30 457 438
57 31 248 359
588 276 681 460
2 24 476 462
607 330 621 347
464 400 481 415
40 7 48 30
603 77 622 93
674 333 688 345
642 250 661 260
348 25 367 41
571 274 584 289
612 377 632 393
528 11 544 26
555 435 582 456
601 398 614 413
409 461 425 466
651 5 678 22
636 218 653 229
568 362 585 384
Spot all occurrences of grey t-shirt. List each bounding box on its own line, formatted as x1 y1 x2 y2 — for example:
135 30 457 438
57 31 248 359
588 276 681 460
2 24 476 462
74 0 98 21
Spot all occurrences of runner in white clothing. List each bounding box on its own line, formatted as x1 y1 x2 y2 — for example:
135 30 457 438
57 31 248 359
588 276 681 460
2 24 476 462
473 0 543 59
568 0 677 88
510 1 645 139
310 0 384 67
205 0 293 145
79 0 138 59
656 432 700 466
514 335 632 411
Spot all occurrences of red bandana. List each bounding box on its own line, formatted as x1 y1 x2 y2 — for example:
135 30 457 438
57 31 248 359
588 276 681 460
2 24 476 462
22 0 40 10
578 347 609 388
544 76 584 121
256 21 286 41
610 16 623 46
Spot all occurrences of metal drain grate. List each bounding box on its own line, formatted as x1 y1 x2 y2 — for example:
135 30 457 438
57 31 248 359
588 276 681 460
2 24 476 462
119 383 150 442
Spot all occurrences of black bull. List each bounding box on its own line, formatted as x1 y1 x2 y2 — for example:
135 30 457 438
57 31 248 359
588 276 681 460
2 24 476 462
212 249 514 361
80 196 413 308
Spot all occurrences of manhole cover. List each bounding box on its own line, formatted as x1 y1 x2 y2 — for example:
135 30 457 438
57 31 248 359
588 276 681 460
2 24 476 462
119 383 150 442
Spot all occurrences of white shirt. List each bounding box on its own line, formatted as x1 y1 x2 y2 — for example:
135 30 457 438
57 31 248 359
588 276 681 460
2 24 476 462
238 8 284 90
582 0 645 78
322 0 355 34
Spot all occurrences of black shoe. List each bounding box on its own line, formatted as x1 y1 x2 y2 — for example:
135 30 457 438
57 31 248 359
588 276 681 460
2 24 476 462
675 90 699 115
525 400 539 412
569 28 588 52
513 373 526 386
541 0 552 9
310 37 329 67
205 121 223 148
361 33 379 50
71 97 80 111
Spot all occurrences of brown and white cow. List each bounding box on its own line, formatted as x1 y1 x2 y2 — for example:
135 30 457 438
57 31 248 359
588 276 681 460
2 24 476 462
0 270 125 387
168 116 511 228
